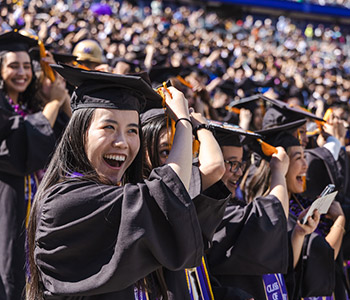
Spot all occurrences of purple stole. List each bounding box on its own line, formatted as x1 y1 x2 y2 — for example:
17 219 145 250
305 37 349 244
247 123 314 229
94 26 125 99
262 273 288 300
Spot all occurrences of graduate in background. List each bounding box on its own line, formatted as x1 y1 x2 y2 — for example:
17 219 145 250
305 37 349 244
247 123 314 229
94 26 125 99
0 30 68 300
27 65 204 299
141 108 241 299
206 126 292 299
246 126 346 299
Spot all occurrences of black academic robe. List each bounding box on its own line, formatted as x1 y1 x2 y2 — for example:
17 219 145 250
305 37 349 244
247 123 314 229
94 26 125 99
157 166 233 300
286 214 335 299
303 147 349 299
35 165 207 298
0 95 56 300
207 195 289 299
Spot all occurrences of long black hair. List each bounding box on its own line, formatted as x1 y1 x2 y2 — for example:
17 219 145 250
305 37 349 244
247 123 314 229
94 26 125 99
141 113 168 178
27 107 143 299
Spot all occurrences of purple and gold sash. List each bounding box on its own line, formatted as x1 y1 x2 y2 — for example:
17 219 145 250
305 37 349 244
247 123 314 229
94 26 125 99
185 257 215 300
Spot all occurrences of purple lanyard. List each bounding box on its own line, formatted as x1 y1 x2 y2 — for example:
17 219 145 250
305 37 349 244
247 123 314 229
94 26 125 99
262 273 288 300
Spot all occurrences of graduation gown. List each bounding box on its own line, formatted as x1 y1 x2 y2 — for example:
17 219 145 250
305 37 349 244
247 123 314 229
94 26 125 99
0 94 56 300
35 165 207 298
287 199 335 299
155 166 233 300
207 195 289 299
302 147 348 299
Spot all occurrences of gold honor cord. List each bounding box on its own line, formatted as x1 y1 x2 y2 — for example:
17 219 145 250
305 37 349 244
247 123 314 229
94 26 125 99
25 174 38 228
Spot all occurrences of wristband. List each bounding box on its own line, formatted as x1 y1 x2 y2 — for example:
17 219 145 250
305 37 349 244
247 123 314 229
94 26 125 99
193 124 213 140
175 118 193 129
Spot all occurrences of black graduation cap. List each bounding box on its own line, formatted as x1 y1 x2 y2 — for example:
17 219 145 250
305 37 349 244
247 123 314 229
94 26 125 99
0 30 38 52
229 94 323 135
208 120 262 147
245 123 300 162
228 93 263 114
51 64 163 113
216 80 236 96
29 47 77 64
140 108 165 124
148 66 191 86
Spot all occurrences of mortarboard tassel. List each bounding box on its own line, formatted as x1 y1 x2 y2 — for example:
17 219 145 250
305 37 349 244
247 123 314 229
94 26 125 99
38 40 55 82
72 61 91 70
245 129 278 156
323 108 333 122
225 105 240 114
176 75 193 89
258 139 278 156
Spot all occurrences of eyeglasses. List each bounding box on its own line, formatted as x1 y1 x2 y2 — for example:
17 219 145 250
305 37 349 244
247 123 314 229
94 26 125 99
224 160 246 173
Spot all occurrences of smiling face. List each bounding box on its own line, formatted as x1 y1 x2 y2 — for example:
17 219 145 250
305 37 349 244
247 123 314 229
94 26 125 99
1 51 33 101
85 108 140 185
221 145 244 197
286 145 308 195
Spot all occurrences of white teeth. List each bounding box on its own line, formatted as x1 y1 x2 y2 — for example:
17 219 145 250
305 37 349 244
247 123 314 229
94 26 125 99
104 154 126 161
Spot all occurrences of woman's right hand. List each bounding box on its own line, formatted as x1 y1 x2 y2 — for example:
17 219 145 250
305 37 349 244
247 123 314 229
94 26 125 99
163 86 190 120
269 146 290 177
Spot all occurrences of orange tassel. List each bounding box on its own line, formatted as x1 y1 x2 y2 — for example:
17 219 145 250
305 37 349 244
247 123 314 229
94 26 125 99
258 139 278 156
302 175 306 192
38 40 55 82
323 108 333 122
176 75 193 89
193 139 200 157
72 61 91 70
225 106 240 114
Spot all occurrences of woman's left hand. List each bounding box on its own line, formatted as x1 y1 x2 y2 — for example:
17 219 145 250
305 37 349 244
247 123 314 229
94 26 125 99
294 208 320 236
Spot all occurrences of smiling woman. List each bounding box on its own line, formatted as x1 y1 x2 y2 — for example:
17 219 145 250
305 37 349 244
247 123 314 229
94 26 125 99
0 31 69 300
26 64 201 300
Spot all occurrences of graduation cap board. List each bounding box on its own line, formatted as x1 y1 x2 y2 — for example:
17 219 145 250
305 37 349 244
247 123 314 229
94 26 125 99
29 47 77 64
148 66 192 86
208 120 278 157
140 108 165 124
0 30 38 52
228 94 324 135
51 64 163 113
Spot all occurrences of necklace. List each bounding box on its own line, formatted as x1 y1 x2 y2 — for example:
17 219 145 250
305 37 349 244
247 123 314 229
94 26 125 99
7 97 27 117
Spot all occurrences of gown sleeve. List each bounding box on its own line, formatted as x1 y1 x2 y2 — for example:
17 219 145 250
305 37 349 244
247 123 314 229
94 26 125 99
207 195 288 276
35 165 204 296
0 110 55 176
